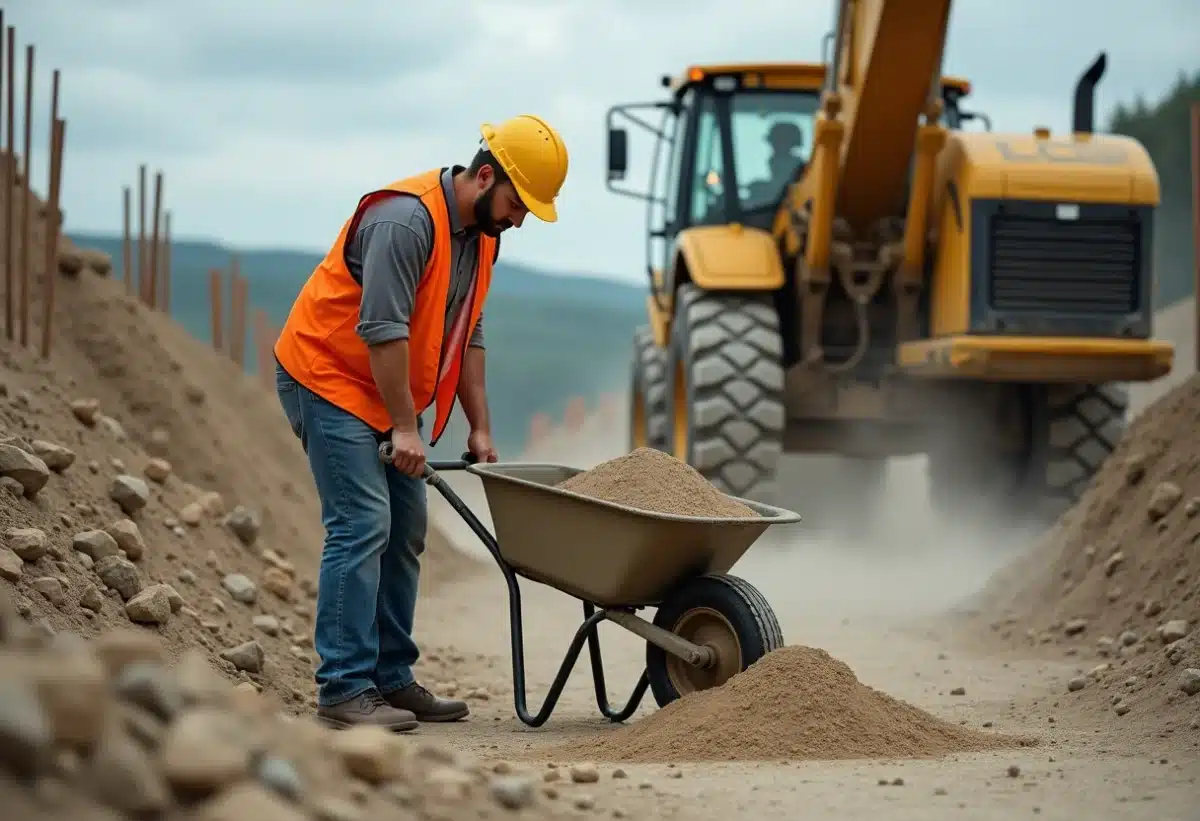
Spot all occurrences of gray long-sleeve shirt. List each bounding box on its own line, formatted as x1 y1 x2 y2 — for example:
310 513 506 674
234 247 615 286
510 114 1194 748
349 166 492 350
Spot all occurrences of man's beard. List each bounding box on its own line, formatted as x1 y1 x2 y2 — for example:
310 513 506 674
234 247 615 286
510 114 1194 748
473 186 513 238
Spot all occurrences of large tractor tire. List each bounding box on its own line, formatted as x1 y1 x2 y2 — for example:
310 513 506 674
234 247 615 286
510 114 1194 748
665 284 785 504
630 325 670 451
926 383 1128 528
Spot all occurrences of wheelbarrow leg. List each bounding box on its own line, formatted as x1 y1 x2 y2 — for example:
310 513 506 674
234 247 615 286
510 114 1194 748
583 601 650 722
426 470 647 727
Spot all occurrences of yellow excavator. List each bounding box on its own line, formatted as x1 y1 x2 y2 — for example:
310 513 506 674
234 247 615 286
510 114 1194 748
606 0 1172 525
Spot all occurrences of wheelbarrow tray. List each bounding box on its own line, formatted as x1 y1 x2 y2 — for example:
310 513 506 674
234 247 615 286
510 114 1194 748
464 462 801 607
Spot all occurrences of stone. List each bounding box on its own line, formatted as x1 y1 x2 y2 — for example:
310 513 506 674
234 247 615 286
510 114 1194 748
256 756 304 801
173 651 230 705
222 573 258 604
491 774 536 809
1067 676 1087 692
109 475 150 515
180 503 204 526
93 629 167 677
261 567 293 601
82 721 170 815
330 724 404 784
95 555 142 601
69 398 100 426
313 796 365 821
0 444 50 497
97 415 128 441
73 529 120 561
0 548 23 582
104 519 145 561
143 458 172 484
79 585 105 613
220 640 265 674
6 527 49 561
1064 618 1088 637
114 661 185 720
28 634 110 748
31 577 66 607
160 707 262 794
29 440 75 473
125 586 172 625
570 762 600 783
159 583 184 613
1147 481 1183 520
1158 620 1190 643
1180 668 1200 697
252 615 280 637
225 505 261 546
0 676 53 778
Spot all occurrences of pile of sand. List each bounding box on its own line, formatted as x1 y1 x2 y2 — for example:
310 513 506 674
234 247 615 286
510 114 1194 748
971 374 1200 728
551 646 1031 763
556 447 758 518
0 588 576 820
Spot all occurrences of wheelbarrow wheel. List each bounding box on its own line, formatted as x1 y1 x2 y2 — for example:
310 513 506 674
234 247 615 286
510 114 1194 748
646 573 783 709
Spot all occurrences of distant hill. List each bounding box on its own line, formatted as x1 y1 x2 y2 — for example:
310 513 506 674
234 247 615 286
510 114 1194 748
68 232 647 459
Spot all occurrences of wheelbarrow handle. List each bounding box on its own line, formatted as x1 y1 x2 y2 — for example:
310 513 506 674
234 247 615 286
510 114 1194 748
377 442 478 476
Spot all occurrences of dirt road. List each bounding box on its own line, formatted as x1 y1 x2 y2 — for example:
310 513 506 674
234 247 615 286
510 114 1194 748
412 378 1200 819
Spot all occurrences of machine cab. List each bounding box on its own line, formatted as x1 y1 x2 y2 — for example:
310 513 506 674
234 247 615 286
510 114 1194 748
605 63 978 291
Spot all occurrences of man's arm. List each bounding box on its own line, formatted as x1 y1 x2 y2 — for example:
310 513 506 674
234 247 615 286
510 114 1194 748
354 204 432 432
457 344 490 434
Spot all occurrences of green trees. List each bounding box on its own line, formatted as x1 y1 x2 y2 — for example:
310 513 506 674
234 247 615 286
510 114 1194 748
1109 70 1200 307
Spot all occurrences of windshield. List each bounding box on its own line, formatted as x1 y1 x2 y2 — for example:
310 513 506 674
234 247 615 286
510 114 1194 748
729 90 820 213
688 89 820 224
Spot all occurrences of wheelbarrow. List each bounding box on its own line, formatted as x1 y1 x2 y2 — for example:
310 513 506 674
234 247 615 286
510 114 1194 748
379 444 802 728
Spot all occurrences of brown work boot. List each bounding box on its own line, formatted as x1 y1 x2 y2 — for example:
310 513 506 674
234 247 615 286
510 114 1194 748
381 682 470 722
316 689 418 731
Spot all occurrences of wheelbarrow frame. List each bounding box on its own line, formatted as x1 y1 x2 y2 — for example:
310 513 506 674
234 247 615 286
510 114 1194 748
383 446 792 728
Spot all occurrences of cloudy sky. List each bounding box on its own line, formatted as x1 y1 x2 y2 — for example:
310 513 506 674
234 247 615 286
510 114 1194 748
7 0 1198 284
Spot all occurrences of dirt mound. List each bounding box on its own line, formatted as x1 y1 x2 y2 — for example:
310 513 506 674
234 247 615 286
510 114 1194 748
971 374 1200 730
555 447 758 518
550 646 1032 763
0 588 579 820
0 171 483 718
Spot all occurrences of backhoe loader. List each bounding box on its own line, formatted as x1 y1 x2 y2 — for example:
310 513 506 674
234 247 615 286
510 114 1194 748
606 0 1172 524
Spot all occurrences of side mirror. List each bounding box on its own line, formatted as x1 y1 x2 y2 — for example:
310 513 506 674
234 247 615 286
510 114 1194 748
607 127 628 180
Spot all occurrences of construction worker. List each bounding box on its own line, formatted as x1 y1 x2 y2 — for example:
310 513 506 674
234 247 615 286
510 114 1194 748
273 115 569 730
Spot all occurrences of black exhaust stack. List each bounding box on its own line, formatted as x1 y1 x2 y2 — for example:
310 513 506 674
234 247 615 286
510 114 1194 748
1072 51 1107 134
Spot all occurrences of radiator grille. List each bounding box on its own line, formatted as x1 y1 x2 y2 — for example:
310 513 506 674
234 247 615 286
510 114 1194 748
987 215 1140 316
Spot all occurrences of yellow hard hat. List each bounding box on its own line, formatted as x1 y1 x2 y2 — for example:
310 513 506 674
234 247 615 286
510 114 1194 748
479 115 568 223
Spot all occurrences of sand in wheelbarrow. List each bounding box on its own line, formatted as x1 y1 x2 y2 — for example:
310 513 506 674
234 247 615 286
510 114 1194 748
551 646 1036 763
555 447 759 518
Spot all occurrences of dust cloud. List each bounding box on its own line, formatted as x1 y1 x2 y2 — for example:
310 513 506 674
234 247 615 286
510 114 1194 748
429 298 1192 633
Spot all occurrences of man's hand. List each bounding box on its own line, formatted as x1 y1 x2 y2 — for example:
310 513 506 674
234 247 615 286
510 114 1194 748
389 428 426 477
467 429 499 463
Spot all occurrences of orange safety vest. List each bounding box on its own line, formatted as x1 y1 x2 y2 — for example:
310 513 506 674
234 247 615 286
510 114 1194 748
274 168 495 444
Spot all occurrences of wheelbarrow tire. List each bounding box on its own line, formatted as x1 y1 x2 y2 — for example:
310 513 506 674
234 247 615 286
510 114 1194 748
646 573 784 709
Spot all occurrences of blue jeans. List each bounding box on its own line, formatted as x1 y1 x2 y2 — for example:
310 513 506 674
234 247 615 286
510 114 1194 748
275 362 426 707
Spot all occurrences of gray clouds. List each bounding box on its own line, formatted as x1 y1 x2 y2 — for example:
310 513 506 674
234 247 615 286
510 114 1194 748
4 0 1197 280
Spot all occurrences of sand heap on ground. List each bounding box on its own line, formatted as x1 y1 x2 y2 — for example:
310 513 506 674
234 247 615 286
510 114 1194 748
971 374 1200 730
556 447 758 518
0 587 583 820
551 646 1032 763
0 166 484 720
